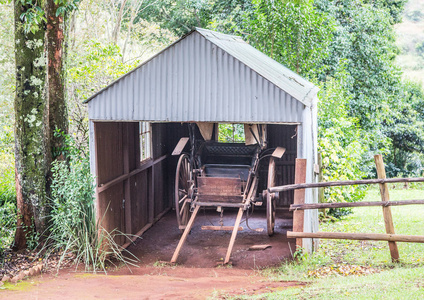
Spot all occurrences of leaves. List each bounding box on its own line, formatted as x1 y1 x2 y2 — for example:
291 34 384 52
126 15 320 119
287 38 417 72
245 0 334 78
307 264 379 278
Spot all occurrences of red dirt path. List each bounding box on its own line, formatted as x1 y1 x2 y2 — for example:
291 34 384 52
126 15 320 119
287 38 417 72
0 267 304 299
1 209 300 299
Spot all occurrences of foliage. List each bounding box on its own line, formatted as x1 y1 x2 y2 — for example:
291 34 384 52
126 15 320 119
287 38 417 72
18 0 46 34
383 80 424 177
18 0 81 33
218 124 245 143
365 0 406 24
46 132 137 272
317 0 402 129
244 0 334 78
318 70 368 208
0 3 16 255
416 41 424 57
53 0 81 17
0 200 16 256
0 160 16 255
67 40 139 148
138 0 252 36
0 122 15 255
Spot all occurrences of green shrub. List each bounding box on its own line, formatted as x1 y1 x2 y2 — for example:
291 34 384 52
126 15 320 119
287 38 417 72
416 41 424 57
218 124 245 143
318 70 369 216
0 126 16 256
46 132 137 272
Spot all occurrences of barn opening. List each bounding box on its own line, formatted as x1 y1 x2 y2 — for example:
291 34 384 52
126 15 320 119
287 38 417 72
86 28 319 264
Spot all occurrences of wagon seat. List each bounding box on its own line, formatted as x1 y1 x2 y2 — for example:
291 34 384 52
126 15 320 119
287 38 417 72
194 141 260 203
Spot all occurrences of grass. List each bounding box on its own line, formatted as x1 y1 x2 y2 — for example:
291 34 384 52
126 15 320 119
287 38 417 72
247 267 424 299
228 188 424 299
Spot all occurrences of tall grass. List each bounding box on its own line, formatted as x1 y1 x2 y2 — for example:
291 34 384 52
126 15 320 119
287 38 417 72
45 132 138 273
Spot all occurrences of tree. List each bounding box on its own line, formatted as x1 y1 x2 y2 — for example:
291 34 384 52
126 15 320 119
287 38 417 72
244 0 334 77
13 0 79 249
14 0 49 249
138 0 252 36
316 0 402 129
47 0 72 163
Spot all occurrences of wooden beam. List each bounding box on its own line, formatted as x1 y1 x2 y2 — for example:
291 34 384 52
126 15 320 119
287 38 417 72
269 177 424 193
97 154 168 193
171 205 200 264
201 226 243 231
121 207 171 250
195 202 246 208
287 231 424 243
224 207 244 264
123 123 132 236
292 159 307 250
290 199 424 211
149 164 155 224
375 154 399 262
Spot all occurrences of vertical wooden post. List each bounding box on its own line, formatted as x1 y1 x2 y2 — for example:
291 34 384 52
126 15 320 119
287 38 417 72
123 123 132 237
292 159 307 250
317 153 325 217
374 154 400 262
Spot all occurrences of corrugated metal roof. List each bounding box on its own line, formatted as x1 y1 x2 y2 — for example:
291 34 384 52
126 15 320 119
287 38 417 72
85 28 318 123
195 28 318 105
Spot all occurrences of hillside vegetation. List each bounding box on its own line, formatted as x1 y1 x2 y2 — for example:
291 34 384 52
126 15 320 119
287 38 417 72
396 0 424 85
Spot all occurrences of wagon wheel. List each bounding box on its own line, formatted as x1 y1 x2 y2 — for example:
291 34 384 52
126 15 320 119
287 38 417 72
267 157 276 236
175 154 193 232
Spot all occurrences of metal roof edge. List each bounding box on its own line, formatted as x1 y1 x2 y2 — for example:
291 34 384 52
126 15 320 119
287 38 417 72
195 27 245 42
302 86 320 107
195 28 317 106
83 29 197 104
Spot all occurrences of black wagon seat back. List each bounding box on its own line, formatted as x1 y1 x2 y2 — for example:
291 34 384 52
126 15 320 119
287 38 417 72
195 141 259 181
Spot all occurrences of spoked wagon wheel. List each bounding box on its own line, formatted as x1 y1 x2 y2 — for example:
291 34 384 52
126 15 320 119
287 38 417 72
267 157 276 236
175 154 193 232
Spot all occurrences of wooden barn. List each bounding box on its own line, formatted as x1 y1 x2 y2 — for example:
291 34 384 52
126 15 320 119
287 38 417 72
85 28 319 254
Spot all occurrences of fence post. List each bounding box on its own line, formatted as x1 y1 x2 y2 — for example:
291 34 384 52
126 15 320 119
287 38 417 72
374 154 400 262
317 153 325 217
293 159 307 251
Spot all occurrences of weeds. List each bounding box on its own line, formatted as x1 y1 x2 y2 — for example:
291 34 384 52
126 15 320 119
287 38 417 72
0 134 16 258
44 132 138 273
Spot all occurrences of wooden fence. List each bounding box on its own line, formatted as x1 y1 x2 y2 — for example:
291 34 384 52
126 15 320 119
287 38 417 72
269 154 424 262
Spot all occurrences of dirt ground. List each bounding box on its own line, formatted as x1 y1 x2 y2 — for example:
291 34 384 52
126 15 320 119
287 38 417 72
0 209 299 299
127 208 296 268
0 266 305 300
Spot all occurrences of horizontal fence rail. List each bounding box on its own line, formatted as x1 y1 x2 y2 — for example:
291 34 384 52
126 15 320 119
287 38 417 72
287 231 424 243
288 155 424 263
289 199 424 211
269 177 424 193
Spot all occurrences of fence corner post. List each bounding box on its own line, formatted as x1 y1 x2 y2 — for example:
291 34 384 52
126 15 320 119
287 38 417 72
374 154 400 263
293 159 307 251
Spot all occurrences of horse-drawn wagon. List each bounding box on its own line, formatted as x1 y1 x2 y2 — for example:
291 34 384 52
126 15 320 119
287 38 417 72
171 123 285 264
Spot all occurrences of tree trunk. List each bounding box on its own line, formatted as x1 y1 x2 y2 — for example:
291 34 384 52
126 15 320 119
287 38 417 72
46 0 68 161
112 0 128 44
14 0 49 249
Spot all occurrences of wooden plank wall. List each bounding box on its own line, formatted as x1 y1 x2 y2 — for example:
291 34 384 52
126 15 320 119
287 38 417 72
262 124 297 207
94 122 170 246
